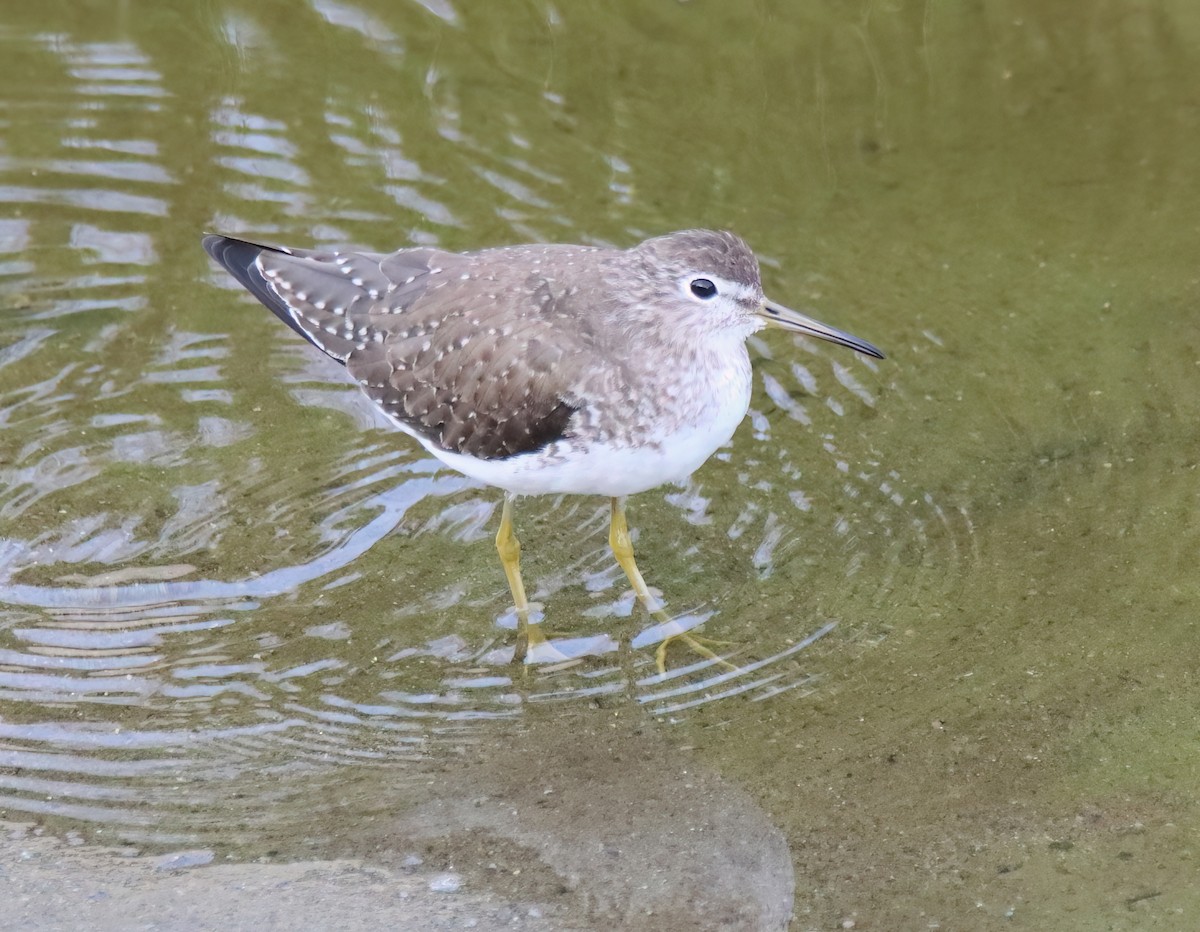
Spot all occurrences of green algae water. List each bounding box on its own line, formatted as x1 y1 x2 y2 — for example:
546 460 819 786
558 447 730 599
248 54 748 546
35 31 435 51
1 2 1198 927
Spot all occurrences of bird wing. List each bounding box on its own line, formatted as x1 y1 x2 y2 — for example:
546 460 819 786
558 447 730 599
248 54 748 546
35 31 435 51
203 234 584 460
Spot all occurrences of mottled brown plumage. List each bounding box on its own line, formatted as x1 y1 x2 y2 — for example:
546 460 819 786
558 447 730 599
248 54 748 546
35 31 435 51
204 230 882 493
204 229 884 666
205 236 593 459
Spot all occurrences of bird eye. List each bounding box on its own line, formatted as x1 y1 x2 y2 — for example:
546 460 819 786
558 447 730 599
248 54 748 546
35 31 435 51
690 278 717 299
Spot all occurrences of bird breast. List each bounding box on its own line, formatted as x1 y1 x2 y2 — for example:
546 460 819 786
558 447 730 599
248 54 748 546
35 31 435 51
590 331 754 462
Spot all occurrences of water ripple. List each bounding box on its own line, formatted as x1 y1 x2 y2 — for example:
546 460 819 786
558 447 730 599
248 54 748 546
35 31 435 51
0 8 976 851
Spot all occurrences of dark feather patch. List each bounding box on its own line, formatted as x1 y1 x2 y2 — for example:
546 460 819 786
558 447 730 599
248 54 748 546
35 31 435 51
203 233 583 460
202 235 313 344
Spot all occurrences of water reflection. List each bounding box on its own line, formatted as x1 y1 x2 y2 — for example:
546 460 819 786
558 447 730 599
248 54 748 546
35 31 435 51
0 0 975 859
0 0 1195 924
0 426 945 848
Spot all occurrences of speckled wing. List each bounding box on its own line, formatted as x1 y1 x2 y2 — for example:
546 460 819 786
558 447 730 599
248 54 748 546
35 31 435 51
202 235 582 460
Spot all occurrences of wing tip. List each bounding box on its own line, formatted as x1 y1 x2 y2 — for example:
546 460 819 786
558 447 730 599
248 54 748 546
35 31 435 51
202 233 316 344
202 233 268 279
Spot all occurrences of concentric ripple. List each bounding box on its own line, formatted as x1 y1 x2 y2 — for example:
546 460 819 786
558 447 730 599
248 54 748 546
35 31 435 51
0 8 971 850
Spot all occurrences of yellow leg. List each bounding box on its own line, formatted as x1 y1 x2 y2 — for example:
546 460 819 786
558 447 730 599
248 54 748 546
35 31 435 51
609 497 736 674
496 495 529 617
496 495 536 664
608 497 661 612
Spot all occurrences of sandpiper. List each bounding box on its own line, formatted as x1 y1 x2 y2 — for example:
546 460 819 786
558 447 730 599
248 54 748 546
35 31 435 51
203 230 883 664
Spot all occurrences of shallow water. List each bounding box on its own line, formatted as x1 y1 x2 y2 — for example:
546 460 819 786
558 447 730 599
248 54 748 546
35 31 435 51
1 2 1198 927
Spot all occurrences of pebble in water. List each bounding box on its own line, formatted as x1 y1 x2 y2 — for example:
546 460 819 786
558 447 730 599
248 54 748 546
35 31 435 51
154 850 216 871
428 872 463 893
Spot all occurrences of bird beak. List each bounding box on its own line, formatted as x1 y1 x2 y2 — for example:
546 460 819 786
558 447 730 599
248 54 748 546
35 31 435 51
757 300 885 360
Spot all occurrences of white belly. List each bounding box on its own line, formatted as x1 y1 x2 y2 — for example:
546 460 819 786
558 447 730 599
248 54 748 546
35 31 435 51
418 363 752 497
431 419 737 497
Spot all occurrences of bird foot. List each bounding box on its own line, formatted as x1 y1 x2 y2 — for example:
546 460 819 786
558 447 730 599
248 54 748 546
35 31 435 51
654 631 738 675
